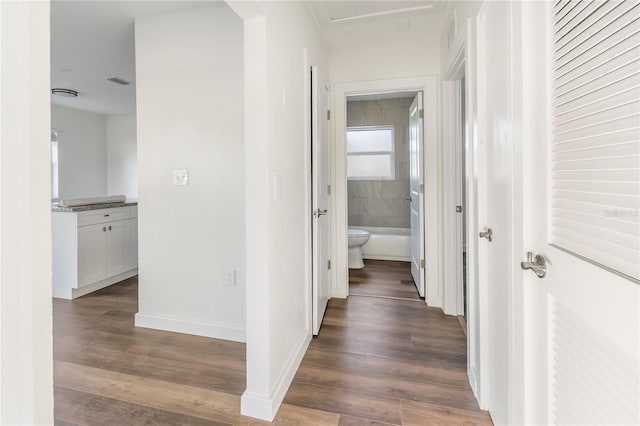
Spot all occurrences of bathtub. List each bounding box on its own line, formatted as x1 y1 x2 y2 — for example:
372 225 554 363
358 226 411 262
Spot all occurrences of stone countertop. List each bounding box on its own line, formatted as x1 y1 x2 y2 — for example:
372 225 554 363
52 201 137 213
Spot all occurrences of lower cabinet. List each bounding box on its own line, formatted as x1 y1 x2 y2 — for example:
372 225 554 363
53 205 138 299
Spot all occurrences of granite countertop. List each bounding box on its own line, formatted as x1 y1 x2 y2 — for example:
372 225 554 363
52 201 137 213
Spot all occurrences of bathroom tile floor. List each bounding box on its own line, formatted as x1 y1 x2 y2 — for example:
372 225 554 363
53 266 491 425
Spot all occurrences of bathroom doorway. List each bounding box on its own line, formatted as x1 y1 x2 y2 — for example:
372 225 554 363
344 91 422 300
332 77 439 304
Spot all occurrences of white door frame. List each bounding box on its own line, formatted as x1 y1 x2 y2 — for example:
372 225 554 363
442 19 483 401
331 76 441 307
442 45 466 317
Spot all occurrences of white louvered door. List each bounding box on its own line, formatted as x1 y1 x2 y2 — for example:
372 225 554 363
525 1 640 424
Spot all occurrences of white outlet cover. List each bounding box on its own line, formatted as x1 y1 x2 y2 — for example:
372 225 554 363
173 170 189 186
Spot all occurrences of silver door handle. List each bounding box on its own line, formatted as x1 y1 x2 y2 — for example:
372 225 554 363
479 228 493 242
314 209 328 218
520 252 547 278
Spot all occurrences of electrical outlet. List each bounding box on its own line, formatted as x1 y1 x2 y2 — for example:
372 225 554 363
227 270 236 287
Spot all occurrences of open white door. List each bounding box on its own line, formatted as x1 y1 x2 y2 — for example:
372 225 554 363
523 2 640 424
409 93 425 297
311 66 330 335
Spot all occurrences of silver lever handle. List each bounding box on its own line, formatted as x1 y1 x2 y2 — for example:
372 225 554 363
520 252 547 278
314 209 328 218
479 228 493 242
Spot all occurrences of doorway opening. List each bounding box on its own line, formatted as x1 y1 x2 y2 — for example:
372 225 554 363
345 91 422 301
332 76 440 306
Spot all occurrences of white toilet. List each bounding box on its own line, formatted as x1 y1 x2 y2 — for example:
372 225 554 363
348 228 370 269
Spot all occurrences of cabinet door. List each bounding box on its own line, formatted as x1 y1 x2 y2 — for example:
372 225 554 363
77 223 107 287
106 219 131 276
129 218 138 269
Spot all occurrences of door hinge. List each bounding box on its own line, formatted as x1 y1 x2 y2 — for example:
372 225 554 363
420 259 425 268
327 184 331 195
327 110 331 120
328 260 331 270
419 109 424 119
419 184 424 193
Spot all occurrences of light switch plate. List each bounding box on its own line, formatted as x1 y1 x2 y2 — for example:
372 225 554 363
173 170 189 186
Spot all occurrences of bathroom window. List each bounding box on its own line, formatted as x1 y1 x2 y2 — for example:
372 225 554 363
346 126 395 180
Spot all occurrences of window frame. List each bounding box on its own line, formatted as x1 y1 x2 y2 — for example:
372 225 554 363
346 125 395 181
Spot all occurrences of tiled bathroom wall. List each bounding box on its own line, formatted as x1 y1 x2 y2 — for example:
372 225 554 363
347 97 413 228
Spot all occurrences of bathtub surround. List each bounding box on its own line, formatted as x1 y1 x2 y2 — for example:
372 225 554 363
347 98 412 228
360 226 411 262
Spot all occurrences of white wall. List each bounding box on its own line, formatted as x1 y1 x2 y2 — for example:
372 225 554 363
134 4 245 341
225 0 328 420
0 1 53 424
106 114 137 198
328 14 445 306
51 104 107 199
330 33 441 83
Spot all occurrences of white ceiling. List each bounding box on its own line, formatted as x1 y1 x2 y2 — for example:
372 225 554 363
309 0 446 25
51 1 447 115
51 0 212 115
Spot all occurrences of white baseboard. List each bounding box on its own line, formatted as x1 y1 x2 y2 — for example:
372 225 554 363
241 332 311 421
135 312 245 343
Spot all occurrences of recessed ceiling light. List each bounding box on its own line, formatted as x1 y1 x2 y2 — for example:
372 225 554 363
105 76 131 86
51 88 78 97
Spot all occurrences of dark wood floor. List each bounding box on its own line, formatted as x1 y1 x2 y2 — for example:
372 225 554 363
349 259 422 301
54 264 490 425
283 260 491 424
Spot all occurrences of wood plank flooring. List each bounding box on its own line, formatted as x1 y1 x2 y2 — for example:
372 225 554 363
284 260 491 425
53 262 491 425
348 260 422 301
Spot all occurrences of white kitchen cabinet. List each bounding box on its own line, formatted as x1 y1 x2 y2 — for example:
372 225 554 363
77 223 108 286
53 205 138 299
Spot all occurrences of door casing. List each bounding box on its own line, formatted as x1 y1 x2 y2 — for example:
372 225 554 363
331 76 440 307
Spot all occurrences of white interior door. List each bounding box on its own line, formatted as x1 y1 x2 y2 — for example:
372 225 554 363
476 2 514 424
409 93 425 297
524 2 640 424
311 66 330 335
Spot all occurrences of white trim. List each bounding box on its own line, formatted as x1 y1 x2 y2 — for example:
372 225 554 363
303 48 312 341
442 42 467 318
332 76 440 307
240 333 311 421
462 14 482 405
135 312 246 343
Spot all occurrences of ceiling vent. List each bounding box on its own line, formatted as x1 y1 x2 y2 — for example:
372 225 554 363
105 76 131 86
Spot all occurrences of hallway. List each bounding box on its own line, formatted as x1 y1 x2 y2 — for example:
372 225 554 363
284 260 492 424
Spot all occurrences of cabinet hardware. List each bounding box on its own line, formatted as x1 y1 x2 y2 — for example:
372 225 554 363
103 227 106 232
108 226 112 231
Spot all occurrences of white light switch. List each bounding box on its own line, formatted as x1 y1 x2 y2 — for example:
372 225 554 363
173 170 189 186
